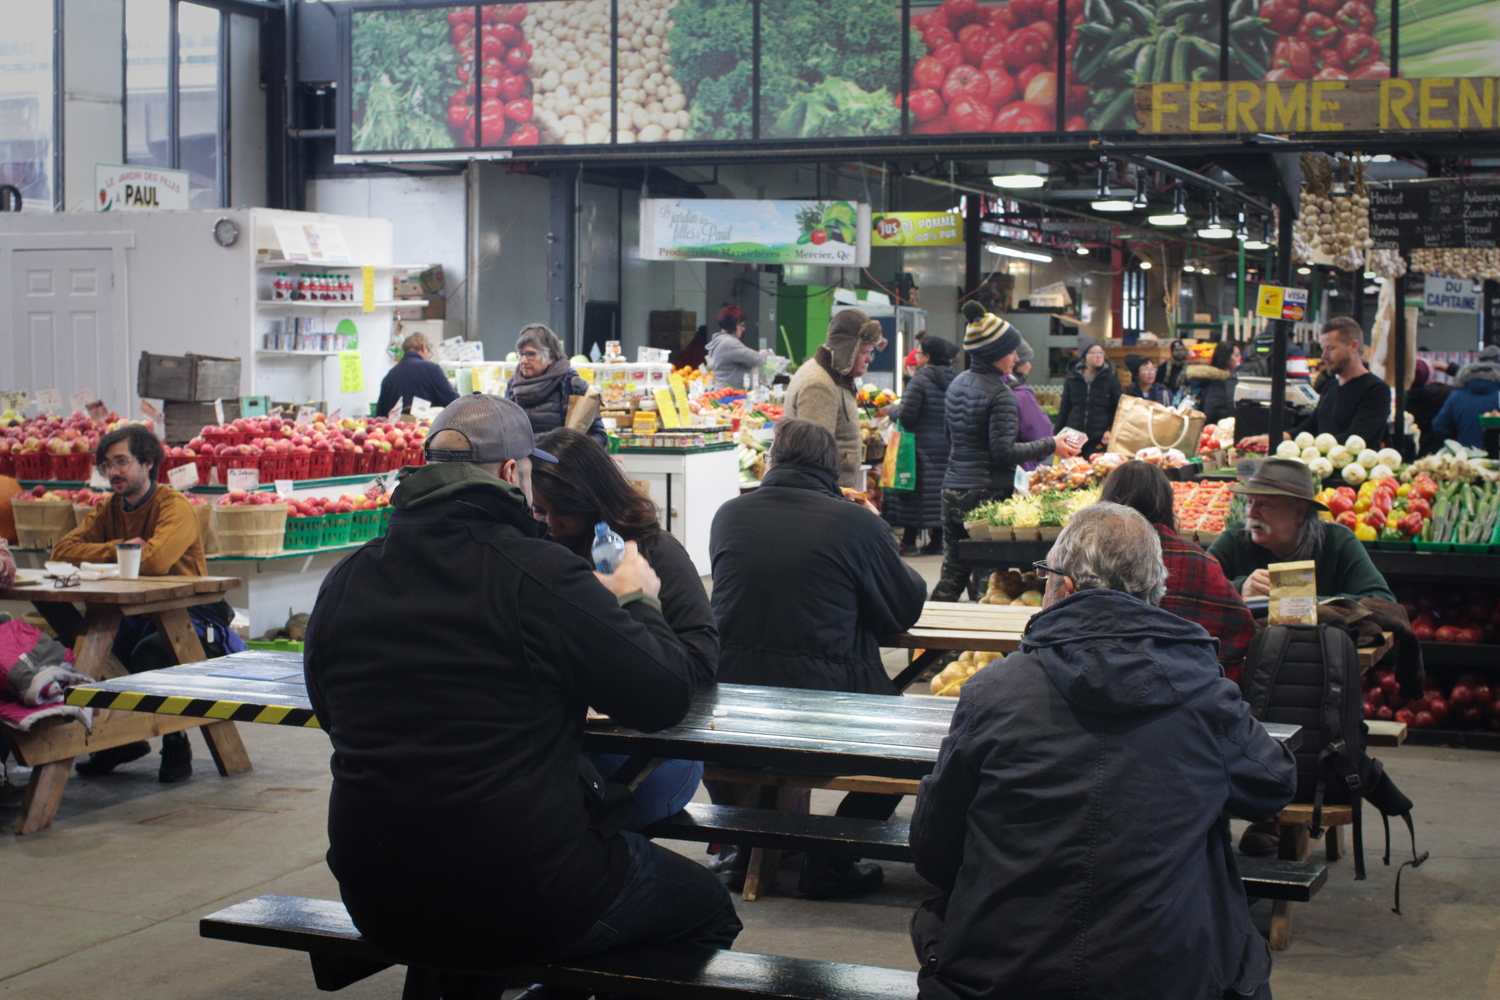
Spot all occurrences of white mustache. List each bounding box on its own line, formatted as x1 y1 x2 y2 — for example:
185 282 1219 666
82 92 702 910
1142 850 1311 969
1246 518 1270 533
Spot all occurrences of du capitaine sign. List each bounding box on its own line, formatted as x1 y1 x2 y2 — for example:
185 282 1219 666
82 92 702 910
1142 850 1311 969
1137 78 1500 135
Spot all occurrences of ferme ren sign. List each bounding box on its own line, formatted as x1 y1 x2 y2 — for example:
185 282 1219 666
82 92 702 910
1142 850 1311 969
1137 78 1500 134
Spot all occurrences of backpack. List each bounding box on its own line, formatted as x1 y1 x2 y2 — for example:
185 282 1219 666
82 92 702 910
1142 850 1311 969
1242 622 1428 912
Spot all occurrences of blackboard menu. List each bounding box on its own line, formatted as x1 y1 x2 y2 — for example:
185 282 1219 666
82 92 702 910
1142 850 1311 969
1370 186 1500 249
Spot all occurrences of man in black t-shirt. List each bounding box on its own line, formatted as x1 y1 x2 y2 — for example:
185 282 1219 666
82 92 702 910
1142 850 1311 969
1246 317 1390 449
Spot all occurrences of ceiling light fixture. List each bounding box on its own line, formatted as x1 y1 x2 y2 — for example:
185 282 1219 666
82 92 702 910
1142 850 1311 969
990 159 1048 189
986 243 1054 263
1234 209 1250 241
1147 183 1189 226
1132 172 1149 210
1092 158 1133 212
1297 265 1312 275
1197 195 1233 239
1242 217 1271 250
1183 263 1197 272
1138 260 1153 269
1075 244 1091 255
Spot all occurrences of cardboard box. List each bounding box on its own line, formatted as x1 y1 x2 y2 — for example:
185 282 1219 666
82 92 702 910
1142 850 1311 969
1268 560 1318 625
394 265 444 298
649 309 697 351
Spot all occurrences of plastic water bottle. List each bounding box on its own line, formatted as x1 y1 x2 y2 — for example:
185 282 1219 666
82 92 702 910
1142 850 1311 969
591 522 626 573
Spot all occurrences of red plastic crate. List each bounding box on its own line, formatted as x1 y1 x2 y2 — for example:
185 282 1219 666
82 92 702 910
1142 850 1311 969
404 447 425 467
0 453 14 477
353 452 376 476
195 454 214 482
214 455 261 486
372 450 405 474
202 428 248 449
259 453 311 482
306 452 334 480
330 451 361 477
51 451 94 482
13 453 51 480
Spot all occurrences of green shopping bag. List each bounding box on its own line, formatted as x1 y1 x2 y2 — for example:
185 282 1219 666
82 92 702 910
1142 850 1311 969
881 430 916 494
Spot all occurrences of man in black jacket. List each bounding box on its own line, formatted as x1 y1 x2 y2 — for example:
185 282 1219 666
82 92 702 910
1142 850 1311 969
709 418 927 898
374 331 460 417
911 502 1296 1000
932 304 1079 601
304 393 738 975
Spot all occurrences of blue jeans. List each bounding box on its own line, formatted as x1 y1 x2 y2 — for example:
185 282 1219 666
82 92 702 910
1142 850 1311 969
589 754 702 830
544 831 742 961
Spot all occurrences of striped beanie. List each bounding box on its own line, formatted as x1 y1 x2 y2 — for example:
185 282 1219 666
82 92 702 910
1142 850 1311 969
961 301 1021 362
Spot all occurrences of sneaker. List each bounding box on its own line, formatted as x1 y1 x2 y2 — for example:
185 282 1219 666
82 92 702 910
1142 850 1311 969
159 732 192 783
797 856 884 899
1238 821 1280 857
75 741 150 776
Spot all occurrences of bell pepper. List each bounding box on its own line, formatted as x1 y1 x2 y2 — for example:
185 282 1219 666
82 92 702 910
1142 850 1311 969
1411 476 1438 500
1406 497 1431 520
1400 512 1425 537
1371 491 1394 515
1336 485 1356 501
1354 497 1371 513
1339 31 1381 69
1296 12 1340 45
1354 522 1378 541
1273 36 1314 78
1396 483 1411 498
1379 527 1404 542
1364 508 1388 529
1328 493 1354 516
1385 513 1400 530
1337 510 1359 529
1259 0 1303 34
1335 0 1376 34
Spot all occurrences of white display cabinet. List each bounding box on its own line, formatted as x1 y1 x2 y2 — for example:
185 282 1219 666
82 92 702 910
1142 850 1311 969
618 445 740 577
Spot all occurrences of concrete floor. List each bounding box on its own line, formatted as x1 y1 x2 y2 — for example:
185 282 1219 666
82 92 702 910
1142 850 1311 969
3 553 1499 1000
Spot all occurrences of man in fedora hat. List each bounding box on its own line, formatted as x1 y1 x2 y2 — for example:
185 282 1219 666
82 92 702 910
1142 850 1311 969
1205 458 1392 602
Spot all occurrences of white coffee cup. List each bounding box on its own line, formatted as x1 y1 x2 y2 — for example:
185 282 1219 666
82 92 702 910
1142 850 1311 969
116 542 142 580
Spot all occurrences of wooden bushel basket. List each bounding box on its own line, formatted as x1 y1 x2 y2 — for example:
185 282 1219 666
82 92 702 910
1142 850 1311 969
210 503 288 557
13 499 77 549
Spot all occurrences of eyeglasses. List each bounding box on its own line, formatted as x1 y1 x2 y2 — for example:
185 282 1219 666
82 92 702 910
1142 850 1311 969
518 350 543 360
51 571 80 589
96 455 138 472
1032 560 1067 581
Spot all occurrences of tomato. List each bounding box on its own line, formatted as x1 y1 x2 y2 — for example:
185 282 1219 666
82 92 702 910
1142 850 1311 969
908 88 946 122
1067 83 1089 106
1023 70 1057 107
982 67 1017 109
448 9 477 27
450 81 476 104
989 100 1053 132
508 122 539 145
481 31 506 60
1016 61 1047 90
481 74 503 100
481 5 505 24
912 12 940 33
938 0 980 27
451 21 474 45
504 98 533 123
986 5 1017 30
980 42 1010 70
933 42 967 69
480 98 507 145
495 24 523 48
505 46 531 72
1042 0 1061 20
948 95 994 132
958 23 995 64
924 26 957 51
913 56 949 90
810 229 828 245
500 73 531 101
1339 31 1381 68
943 64 990 105
1011 0 1046 22
448 103 473 133
912 115 954 134
1028 20 1056 42
1001 27 1049 71
503 4 528 24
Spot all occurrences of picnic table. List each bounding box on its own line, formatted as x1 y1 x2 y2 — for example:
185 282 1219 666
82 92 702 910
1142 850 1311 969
1 575 249 833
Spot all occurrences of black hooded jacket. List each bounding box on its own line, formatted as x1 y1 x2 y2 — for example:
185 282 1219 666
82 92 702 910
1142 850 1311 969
910 589 1296 1000
304 462 713 971
709 462 926 695
1052 355 1122 451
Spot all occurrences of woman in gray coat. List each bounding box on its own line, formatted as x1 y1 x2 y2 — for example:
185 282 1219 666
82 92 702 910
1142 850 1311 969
883 336 957 554
706 306 765 390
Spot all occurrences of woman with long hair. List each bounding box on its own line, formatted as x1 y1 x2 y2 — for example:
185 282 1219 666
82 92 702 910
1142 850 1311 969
530 428 717 827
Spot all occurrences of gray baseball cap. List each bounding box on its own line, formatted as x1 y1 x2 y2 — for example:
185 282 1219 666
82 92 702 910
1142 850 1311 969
423 393 558 464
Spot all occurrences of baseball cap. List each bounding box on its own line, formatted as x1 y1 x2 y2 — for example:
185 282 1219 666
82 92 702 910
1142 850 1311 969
1229 457 1328 510
423 393 558 464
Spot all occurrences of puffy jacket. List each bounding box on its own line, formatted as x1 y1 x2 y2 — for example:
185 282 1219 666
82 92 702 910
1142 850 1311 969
943 364 1055 491
1432 361 1500 448
304 462 711 970
884 363 956 528
1052 361 1122 453
707 332 763 390
910 588 1297 1000
709 462 926 695
1185 363 1235 425
504 361 607 446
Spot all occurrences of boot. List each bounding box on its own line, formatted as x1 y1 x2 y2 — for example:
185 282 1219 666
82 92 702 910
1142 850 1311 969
1238 821 1280 857
75 741 150 776
709 845 751 892
797 856 883 899
159 732 193 783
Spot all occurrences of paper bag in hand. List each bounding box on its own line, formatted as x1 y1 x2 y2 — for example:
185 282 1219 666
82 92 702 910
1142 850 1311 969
564 387 602 433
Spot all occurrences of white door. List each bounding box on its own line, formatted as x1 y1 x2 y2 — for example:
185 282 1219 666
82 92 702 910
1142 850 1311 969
6 250 125 412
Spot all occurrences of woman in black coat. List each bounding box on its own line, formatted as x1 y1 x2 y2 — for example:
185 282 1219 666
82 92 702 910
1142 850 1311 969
1052 335 1122 456
883 336 957 554
1184 340 1241 426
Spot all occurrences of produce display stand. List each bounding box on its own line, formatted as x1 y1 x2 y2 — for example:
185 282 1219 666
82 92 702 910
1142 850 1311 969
616 443 739 577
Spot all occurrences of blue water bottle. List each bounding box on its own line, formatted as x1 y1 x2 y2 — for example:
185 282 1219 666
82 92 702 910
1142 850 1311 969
591 522 627 573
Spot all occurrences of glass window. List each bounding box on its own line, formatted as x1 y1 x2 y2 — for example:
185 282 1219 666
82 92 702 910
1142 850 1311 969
178 2 222 208
125 0 172 169
0 2 56 211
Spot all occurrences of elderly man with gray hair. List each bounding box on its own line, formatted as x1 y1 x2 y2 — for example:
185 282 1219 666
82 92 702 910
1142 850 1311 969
910 502 1296 1000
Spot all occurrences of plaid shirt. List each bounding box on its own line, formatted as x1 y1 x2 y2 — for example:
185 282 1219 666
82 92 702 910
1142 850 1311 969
1155 524 1257 669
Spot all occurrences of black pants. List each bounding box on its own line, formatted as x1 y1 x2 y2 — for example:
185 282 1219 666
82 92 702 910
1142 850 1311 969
932 487 1008 601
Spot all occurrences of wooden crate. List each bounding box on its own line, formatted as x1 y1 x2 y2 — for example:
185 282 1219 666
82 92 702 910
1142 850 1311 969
138 352 243 402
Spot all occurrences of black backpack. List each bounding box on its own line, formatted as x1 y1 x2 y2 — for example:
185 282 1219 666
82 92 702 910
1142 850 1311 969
1243 622 1427 912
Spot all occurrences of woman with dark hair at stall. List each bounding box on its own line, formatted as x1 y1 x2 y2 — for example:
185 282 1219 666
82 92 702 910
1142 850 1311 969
883 335 957 554
1185 340 1241 425
1098 461 1256 681
1123 354 1174 405
707 305 766 390
531 428 719 827
505 323 608 446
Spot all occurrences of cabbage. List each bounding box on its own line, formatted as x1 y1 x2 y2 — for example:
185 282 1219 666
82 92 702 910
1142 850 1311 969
1301 446 1322 463
1314 433 1339 454
1369 463 1395 481
1342 462 1367 485
1327 446 1351 468
1294 432 1315 450
1344 435 1367 454
1377 447 1403 469
1357 448 1380 469
1309 456 1334 477
1276 440 1303 459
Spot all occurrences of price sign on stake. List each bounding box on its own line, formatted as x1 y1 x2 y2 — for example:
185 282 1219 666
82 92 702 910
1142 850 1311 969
411 396 431 420
139 399 165 436
86 400 110 422
227 468 259 490
168 463 200 490
90 468 111 489
364 476 387 500
214 399 226 426
275 479 295 498
0 390 29 412
389 403 404 423
296 406 316 426
329 408 342 423
70 388 95 414
36 389 62 413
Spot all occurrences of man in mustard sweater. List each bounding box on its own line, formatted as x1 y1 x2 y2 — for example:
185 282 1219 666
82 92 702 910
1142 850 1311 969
52 425 244 781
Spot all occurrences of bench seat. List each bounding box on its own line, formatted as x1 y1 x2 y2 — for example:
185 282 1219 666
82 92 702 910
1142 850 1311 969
200 894 918 1000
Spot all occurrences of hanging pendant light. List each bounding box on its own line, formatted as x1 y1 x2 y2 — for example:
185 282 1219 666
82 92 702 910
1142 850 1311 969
1148 182 1188 227
1197 194 1233 239
1092 158 1132 212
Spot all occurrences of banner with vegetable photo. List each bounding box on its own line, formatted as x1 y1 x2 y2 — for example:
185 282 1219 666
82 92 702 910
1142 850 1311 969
1397 0 1500 77
905 0 1069 135
756 0 903 140
1225 0 1391 83
518 1 611 145
352 7 471 151
1070 0 1222 130
660 0 754 141
639 199 872 266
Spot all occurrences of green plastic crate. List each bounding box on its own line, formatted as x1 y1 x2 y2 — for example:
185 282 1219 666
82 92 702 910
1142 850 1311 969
380 506 392 531
322 512 353 547
284 514 326 550
1413 540 1451 554
349 509 384 542
247 639 305 652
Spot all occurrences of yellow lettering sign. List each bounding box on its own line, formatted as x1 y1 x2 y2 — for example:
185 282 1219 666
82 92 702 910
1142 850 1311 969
1380 78 1415 128
1310 80 1345 131
1420 77 1454 129
1458 77 1493 129
1188 82 1224 131
1266 82 1307 132
1227 81 1261 131
1153 83 1185 134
